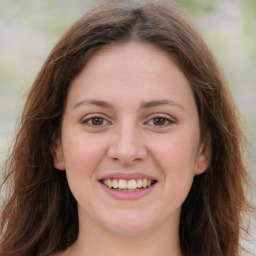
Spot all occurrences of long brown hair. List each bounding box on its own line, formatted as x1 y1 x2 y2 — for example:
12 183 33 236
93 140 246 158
0 2 253 256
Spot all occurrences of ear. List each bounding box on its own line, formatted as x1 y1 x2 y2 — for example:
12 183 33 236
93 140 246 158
194 136 211 175
50 138 65 171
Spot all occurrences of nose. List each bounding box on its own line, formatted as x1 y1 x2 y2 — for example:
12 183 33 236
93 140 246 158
108 123 147 165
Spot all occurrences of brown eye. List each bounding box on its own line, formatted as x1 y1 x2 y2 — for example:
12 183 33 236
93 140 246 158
91 117 104 125
82 116 110 127
145 116 174 128
153 117 167 126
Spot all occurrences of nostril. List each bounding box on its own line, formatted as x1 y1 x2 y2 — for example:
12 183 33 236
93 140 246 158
108 147 147 165
107 133 147 164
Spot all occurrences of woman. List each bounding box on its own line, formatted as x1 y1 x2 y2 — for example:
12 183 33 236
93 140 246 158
0 2 253 256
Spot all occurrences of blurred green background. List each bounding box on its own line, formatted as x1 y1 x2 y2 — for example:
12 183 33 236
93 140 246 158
0 0 255 251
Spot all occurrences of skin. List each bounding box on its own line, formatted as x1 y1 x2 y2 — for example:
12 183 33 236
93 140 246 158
52 42 209 256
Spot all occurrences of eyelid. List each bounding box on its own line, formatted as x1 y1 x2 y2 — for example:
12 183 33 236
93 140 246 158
81 113 111 126
144 114 175 127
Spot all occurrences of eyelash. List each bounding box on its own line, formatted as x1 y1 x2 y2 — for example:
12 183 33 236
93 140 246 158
81 115 111 127
81 115 174 128
145 116 174 127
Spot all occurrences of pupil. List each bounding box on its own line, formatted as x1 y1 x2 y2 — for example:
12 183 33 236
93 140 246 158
153 118 165 125
92 118 103 125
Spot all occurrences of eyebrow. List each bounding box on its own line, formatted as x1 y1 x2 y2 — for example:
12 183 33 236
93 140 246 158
73 99 114 109
73 99 185 111
140 99 185 111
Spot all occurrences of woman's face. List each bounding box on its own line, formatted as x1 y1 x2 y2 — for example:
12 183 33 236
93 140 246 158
53 42 209 235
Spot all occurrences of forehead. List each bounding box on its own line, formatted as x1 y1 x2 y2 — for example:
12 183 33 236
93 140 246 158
70 42 189 92
65 42 196 114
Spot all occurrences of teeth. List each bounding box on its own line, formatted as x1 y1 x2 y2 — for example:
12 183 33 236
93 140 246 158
112 179 118 188
127 179 137 189
107 179 112 188
142 179 148 188
102 178 154 190
118 179 127 189
137 179 142 188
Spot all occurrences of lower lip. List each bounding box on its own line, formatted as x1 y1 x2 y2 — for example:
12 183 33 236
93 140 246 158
100 182 157 200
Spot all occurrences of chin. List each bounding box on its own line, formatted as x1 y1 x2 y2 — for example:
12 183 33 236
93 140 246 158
101 210 155 235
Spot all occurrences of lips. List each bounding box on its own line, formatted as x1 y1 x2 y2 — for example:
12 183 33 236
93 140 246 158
99 172 157 199
100 178 155 191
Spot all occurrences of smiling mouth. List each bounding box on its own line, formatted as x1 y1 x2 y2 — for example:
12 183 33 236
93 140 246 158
100 178 157 192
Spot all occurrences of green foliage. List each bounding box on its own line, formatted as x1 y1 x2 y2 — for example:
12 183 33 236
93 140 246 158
176 0 222 14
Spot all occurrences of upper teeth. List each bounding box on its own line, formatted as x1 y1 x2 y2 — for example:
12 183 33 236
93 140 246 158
102 179 152 189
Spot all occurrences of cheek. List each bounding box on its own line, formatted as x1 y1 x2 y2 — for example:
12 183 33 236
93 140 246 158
149 131 199 193
62 132 110 207
62 132 108 181
153 133 198 169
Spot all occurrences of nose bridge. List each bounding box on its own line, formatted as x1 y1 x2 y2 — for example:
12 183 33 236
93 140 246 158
108 120 147 164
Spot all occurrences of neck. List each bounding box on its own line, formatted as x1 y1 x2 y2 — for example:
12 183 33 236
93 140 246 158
69 212 183 256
